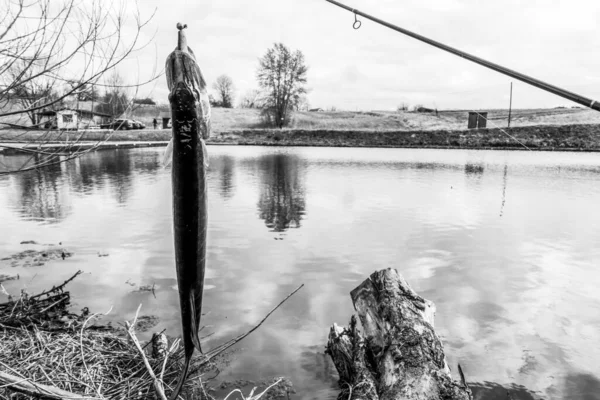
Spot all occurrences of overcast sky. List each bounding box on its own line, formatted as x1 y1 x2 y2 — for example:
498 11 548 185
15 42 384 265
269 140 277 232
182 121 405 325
123 0 599 111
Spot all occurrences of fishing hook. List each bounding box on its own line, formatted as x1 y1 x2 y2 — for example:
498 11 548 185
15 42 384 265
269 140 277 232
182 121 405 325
352 9 361 29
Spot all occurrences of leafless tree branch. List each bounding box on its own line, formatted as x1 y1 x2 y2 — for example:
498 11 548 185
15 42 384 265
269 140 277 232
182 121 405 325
0 0 158 174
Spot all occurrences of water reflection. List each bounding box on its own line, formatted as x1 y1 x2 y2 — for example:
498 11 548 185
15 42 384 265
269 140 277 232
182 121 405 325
6 149 164 223
2 147 600 400
215 155 235 199
257 154 306 233
472 373 600 400
500 163 508 217
465 163 485 175
563 373 600 400
95 150 134 205
470 382 537 400
9 155 70 222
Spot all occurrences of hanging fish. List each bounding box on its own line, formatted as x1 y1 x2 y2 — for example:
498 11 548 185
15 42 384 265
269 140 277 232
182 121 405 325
164 22 211 400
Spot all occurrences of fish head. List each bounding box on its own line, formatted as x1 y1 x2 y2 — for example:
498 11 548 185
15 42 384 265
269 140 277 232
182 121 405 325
166 49 212 140
169 81 199 115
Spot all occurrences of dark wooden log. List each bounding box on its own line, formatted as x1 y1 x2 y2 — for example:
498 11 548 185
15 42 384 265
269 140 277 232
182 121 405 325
326 268 472 400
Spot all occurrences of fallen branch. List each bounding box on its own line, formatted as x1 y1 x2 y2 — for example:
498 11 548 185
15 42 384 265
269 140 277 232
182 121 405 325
30 270 83 301
0 270 84 329
126 305 168 400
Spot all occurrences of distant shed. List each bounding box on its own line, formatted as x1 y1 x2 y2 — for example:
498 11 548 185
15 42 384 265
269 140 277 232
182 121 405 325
159 111 171 129
467 112 488 129
37 109 78 130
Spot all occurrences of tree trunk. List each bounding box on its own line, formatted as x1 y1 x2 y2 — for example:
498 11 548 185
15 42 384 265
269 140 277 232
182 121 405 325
326 268 472 400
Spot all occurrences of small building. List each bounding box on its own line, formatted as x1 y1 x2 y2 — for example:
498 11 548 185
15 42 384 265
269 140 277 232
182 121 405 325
467 111 488 129
77 109 112 129
36 108 113 130
37 109 79 130
159 111 171 129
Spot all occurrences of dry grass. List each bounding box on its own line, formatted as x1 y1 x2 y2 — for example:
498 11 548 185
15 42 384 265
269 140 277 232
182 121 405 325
3 105 597 135
207 107 600 132
0 271 209 399
0 272 301 400
0 316 217 400
118 105 600 132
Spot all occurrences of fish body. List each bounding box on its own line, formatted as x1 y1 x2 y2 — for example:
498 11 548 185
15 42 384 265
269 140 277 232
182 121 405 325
165 25 211 400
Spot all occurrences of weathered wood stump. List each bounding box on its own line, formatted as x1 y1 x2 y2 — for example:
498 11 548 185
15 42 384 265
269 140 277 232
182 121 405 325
326 269 472 400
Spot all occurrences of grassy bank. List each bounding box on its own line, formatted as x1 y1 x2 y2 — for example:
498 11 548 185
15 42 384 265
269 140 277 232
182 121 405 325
3 123 600 152
1 107 599 152
128 106 600 132
206 123 600 151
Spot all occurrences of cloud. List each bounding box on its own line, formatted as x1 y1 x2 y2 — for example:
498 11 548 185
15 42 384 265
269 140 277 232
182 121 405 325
119 0 599 110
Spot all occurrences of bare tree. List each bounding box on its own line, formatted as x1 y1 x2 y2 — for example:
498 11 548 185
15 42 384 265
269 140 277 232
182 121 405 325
293 95 309 112
95 71 130 119
0 0 157 174
239 89 264 109
212 74 235 108
68 81 99 102
257 43 308 128
8 63 61 125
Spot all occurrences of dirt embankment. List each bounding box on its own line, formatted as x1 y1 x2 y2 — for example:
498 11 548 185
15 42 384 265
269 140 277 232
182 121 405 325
206 124 600 151
2 123 600 151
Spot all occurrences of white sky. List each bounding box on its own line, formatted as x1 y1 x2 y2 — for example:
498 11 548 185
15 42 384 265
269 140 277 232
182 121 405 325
122 0 600 111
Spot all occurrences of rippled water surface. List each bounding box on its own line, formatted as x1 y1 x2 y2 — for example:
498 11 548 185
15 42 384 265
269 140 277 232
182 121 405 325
1 146 600 399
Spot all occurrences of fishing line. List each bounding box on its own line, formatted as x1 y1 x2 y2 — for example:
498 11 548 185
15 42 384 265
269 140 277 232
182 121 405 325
468 111 532 151
324 0 600 112
398 80 533 150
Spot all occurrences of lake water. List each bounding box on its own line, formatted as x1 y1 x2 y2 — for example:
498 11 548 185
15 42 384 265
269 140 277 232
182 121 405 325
1 146 600 400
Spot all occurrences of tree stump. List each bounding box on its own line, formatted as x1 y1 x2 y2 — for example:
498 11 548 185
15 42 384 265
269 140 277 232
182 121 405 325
326 268 472 400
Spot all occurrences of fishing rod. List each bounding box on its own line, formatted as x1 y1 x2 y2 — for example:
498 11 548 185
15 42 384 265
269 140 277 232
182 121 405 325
324 0 600 112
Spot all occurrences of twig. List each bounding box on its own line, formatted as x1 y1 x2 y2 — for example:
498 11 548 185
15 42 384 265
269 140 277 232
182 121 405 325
458 363 469 390
160 339 180 383
29 270 83 301
223 378 283 400
39 295 68 314
205 284 304 361
79 307 112 398
0 371 100 399
125 305 168 400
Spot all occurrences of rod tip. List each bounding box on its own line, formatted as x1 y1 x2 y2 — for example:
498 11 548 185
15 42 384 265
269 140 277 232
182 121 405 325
176 22 187 31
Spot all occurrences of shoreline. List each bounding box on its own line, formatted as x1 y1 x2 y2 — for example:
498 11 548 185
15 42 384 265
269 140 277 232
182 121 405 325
1 122 600 154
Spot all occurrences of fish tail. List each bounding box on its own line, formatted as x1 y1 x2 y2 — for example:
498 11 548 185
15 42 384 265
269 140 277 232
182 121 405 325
168 352 192 400
190 292 203 353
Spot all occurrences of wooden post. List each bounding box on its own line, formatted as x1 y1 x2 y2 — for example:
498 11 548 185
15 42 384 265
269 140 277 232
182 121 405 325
326 269 472 400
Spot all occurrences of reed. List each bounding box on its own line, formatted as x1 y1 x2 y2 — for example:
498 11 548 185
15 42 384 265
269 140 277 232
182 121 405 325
0 271 299 400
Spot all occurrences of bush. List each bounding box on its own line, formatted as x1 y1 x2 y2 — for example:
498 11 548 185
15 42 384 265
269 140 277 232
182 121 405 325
259 107 293 128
